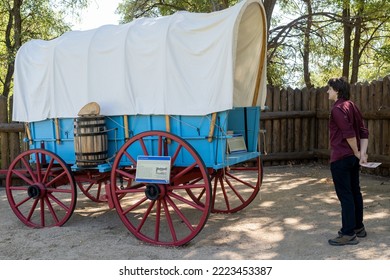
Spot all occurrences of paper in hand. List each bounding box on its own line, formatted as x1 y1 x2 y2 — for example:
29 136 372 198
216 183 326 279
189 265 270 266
360 162 382 168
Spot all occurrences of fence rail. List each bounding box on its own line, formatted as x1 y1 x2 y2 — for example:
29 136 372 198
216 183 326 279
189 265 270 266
260 75 390 176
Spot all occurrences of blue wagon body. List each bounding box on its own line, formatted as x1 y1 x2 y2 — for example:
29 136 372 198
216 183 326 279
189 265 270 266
28 106 261 170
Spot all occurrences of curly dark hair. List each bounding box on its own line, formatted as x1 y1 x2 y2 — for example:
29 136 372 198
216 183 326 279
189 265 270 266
327 77 350 100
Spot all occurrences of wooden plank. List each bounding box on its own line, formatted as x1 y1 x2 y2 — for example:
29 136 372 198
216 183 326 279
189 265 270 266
294 88 302 152
374 80 383 156
280 88 288 165
309 87 317 151
383 76 390 156
8 97 21 164
272 87 281 162
264 86 273 157
302 87 310 156
0 96 9 170
287 88 294 153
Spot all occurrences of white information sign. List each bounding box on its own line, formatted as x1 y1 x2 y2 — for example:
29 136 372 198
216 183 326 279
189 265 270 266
135 156 171 184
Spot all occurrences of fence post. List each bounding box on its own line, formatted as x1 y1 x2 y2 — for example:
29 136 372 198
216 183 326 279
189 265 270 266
0 95 9 186
8 96 21 164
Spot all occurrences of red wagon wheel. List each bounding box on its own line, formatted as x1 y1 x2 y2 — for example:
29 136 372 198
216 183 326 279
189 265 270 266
187 157 263 213
110 131 211 246
6 149 77 228
76 173 110 203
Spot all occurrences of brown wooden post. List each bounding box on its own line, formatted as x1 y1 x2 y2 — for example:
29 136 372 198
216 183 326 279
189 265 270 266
302 87 310 163
294 88 302 154
272 87 281 165
383 76 390 158
280 88 288 165
309 87 317 152
9 96 21 164
287 88 294 156
0 95 9 171
264 86 273 164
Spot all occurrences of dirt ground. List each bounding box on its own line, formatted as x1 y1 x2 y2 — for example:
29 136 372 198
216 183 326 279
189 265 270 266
0 163 389 260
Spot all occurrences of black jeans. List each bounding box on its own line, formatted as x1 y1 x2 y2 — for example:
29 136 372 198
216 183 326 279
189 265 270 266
330 155 364 236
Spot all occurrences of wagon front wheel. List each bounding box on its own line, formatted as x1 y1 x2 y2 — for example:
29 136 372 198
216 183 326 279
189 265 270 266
6 149 77 228
110 131 211 246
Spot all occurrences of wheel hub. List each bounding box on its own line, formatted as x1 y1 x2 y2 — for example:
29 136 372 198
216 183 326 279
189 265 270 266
27 184 46 199
145 184 164 200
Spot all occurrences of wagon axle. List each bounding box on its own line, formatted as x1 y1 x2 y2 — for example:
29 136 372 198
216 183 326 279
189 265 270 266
145 184 165 200
27 184 46 199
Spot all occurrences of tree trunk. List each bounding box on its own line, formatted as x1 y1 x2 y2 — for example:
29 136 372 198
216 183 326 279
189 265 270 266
2 0 23 98
350 4 364 84
263 0 277 34
342 0 352 79
303 0 313 88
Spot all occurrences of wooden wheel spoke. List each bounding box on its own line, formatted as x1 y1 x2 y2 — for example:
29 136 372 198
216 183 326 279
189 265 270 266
224 176 246 203
226 172 256 189
172 162 197 182
169 191 205 211
171 143 183 163
158 135 163 156
115 168 135 182
26 199 39 223
136 200 155 233
47 193 70 212
34 152 42 182
121 196 148 215
218 176 231 210
139 138 149 156
40 198 45 227
42 158 55 183
154 200 162 242
123 150 136 165
45 170 67 187
166 195 195 231
11 169 34 186
20 157 38 183
44 197 60 224
161 199 178 242
14 196 32 208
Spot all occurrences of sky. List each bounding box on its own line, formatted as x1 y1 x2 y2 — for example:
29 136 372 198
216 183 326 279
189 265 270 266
70 0 122 31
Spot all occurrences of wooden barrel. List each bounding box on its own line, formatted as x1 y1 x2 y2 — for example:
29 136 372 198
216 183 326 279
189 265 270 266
74 116 108 167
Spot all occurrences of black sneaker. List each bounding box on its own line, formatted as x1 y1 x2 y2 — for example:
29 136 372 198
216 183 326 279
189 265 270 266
328 234 359 246
354 227 367 238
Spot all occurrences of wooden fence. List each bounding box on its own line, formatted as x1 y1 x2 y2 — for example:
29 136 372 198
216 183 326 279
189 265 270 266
1 75 390 181
260 75 390 176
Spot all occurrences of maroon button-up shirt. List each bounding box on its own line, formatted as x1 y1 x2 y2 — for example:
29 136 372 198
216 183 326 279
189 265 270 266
329 98 369 163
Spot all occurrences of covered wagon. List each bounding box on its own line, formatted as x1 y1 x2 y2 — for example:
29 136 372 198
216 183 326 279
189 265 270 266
7 0 267 246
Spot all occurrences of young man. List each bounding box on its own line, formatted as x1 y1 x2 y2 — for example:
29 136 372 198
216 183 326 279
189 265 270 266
327 77 369 246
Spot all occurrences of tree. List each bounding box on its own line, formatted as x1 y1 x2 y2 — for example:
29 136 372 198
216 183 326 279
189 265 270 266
0 0 89 99
116 0 238 22
268 0 390 87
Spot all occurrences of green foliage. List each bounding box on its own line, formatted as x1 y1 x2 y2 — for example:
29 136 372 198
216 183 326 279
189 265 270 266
269 0 390 87
0 0 88 97
116 0 239 23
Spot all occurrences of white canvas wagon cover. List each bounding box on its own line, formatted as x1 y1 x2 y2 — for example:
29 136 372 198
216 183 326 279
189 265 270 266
13 0 267 122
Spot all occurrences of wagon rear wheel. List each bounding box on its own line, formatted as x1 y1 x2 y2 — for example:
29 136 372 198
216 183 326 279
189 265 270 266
6 149 77 228
76 173 110 203
211 157 263 213
187 157 263 213
110 131 211 246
